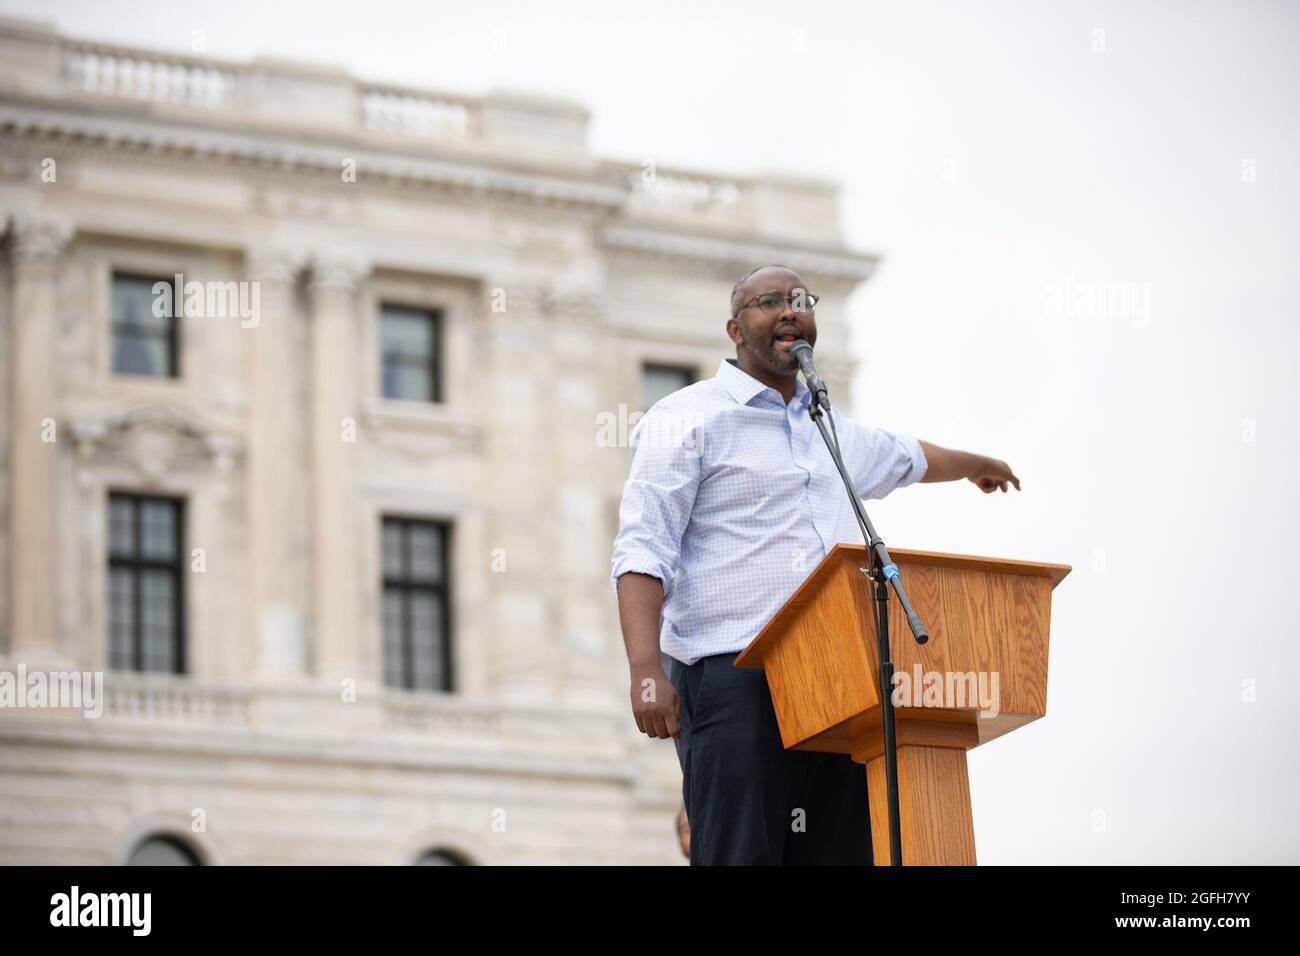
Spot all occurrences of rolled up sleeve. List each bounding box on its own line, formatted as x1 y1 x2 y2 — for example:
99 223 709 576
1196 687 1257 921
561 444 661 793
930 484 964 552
842 417 928 500
610 408 703 596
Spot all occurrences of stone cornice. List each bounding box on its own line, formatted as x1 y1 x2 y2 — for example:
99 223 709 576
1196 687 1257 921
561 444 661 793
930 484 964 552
600 224 880 284
0 100 627 211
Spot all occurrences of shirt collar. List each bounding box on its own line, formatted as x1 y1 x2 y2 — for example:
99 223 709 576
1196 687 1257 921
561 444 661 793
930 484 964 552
717 358 810 408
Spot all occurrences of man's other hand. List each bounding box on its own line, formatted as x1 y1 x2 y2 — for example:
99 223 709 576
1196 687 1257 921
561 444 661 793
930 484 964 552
968 457 1021 494
630 664 680 739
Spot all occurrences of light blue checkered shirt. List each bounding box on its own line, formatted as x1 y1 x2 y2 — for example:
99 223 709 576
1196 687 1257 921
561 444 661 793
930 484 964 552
611 357 928 666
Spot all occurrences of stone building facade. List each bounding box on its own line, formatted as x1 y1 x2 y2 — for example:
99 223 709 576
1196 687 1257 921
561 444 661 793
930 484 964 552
0 15 876 864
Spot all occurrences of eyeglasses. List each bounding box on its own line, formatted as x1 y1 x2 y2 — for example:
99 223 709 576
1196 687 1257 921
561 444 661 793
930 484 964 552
735 290 820 316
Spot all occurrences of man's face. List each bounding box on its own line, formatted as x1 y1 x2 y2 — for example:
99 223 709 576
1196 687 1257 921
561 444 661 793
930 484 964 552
727 267 818 375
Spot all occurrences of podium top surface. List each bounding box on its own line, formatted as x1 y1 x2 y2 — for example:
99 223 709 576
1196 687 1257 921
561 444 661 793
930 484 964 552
736 545 1071 669
877 546 1071 587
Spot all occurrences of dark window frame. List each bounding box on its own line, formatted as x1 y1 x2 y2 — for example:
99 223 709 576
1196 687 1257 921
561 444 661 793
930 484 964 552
111 272 181 378
126 833 203 866
107 492 186 674
379 303 442 404
381 517 453 692
414 847 472 865
640 361 696 411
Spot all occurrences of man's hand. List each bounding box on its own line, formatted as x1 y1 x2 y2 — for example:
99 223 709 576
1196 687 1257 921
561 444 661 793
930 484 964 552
968 457 1020 494
630 663 680 740
919 441 1021 493
617 572 680 739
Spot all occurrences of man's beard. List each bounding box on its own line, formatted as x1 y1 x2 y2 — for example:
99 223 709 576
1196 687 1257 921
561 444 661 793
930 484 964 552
743 328 798 371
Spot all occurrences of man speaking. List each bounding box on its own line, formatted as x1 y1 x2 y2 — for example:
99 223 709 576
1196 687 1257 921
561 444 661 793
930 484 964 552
611 265 1020 866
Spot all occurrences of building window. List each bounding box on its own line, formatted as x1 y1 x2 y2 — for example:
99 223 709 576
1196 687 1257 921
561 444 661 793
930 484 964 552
126 835 201 866
112 273 178 377
414 848 471 865
381 518 452 691
641 363 694 411
107 493 184 673
380 305 440 402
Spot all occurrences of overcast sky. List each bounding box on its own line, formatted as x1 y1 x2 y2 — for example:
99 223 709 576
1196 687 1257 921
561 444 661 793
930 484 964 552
6 0 1297 864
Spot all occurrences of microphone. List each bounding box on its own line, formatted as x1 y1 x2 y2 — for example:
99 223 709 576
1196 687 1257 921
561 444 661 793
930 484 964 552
790 340 830 408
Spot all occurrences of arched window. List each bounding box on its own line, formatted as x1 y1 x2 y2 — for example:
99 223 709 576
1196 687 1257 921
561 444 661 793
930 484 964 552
126 834 202 866
413 848 471 866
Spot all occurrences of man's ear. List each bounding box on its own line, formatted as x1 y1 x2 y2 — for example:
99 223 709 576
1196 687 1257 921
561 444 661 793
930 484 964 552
725 317 743 346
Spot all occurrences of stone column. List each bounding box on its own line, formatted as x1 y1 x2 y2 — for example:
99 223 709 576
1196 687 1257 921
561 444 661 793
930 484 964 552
306 257 366 685
5 217 72 667
482 283 555 701
243 247 306 682
546 291 615 705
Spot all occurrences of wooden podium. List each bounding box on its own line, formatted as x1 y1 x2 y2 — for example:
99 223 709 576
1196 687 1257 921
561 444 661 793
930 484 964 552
734 544 1070 865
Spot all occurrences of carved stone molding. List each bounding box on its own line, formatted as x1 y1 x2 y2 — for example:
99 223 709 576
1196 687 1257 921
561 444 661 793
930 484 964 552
493 282 604 320
4 215 74 265
69 406 241 480
249 185 334 222
361 402 483 462
307 256 371 297
243 246 307 285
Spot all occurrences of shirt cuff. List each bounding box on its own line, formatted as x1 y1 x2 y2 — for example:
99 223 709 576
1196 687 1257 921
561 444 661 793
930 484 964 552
897 434 928 487
610 553 674 598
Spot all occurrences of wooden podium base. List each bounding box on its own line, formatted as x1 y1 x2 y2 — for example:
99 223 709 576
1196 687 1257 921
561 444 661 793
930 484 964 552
865 746 977 865
734 545 1071 868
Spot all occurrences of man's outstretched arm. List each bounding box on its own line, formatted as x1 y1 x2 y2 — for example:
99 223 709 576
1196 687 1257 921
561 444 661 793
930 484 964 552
918 440 1021 493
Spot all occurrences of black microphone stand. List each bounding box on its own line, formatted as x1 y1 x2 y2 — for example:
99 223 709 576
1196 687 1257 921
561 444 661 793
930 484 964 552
805 390 929 867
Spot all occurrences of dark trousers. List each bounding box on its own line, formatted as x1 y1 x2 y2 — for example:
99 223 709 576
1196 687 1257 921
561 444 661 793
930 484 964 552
669 652 873 865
